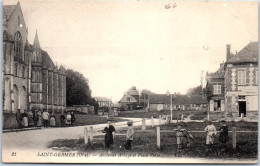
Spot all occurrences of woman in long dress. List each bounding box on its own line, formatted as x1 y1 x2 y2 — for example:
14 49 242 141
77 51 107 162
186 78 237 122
21 110 28 127
37 111 42 127
103 119 116 153
49 112 56 127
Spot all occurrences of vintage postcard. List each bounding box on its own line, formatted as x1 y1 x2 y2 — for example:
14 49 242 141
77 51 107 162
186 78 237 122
2 0 258 164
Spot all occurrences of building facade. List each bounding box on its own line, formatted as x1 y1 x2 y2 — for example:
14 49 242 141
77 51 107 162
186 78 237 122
94 97 112 108
225 42 258 120
3 2 66 128
206 42 258 121
119 86 140 111
206 63 225 112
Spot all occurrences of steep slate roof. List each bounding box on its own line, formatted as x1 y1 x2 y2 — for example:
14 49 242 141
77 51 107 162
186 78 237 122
24 40 32 51
149 94 171 104
42 50 55 69
119 94 137 103
3 5 16 20
227 42 258 63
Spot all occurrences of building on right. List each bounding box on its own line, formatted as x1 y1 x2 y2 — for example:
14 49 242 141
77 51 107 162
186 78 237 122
207 42 258 121
224 42 258 120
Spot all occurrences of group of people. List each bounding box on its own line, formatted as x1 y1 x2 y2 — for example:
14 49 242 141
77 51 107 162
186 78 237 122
175 120 229 152
101 119 229 153
102 119 134 153
59 111 76 127
15 110 76 128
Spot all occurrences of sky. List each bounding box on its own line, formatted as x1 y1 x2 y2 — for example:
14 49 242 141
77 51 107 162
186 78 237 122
4 0 258 102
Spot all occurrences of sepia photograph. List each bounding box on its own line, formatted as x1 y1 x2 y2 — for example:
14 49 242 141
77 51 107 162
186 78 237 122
1 0 258 164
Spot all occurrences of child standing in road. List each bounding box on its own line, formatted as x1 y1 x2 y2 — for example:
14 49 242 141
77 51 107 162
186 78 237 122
125 120 134 150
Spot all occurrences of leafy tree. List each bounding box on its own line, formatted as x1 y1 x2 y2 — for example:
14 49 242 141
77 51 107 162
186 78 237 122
187 85 203 96
65 69 98 107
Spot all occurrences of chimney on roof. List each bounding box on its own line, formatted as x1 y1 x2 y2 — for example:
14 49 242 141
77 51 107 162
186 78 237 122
226 44 231 61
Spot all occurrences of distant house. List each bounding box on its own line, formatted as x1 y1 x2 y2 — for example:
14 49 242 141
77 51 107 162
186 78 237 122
94 97 112 108
149 94 171 111
119 86 140 110
148 94 207 111
172 95 208 111
206 63 225 112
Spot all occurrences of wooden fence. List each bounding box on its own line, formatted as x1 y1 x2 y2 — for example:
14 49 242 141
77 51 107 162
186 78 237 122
83 117 257 149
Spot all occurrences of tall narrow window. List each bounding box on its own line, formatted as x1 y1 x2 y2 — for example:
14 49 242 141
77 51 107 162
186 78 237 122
32 71 35 82
238 70 247 85
14 32 23 61
22 66 25 78
36 72 40 82
14 63 18 76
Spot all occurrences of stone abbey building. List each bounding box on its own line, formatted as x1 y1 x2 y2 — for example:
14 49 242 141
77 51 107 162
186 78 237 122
3 2 66 128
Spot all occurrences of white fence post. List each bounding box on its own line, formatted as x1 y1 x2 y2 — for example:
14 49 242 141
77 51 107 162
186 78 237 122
142 118 146 130
89 126 93 144
84 127 89 144
157 126 160 148
232 127 237 149
159 115 162 126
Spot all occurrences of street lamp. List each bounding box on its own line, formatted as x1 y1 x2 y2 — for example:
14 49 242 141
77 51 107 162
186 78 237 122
166 90 172 123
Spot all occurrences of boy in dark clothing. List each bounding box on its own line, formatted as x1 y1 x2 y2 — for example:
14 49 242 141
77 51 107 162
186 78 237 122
219 120 229 151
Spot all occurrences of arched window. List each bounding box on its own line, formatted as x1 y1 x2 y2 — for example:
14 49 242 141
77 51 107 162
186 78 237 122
14 63 18 76
14 32 23 61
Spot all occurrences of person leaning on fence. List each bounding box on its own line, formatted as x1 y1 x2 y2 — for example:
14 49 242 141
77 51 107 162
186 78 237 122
219 120 229 151
182 129 194 148
125 120 134 150
204 121 217 150
102 119 116 153
175 123 184 150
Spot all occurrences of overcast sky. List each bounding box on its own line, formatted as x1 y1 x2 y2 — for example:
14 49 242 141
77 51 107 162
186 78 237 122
4 0 258 101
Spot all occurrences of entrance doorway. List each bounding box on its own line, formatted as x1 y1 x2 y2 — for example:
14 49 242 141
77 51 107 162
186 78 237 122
239 101 246 117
